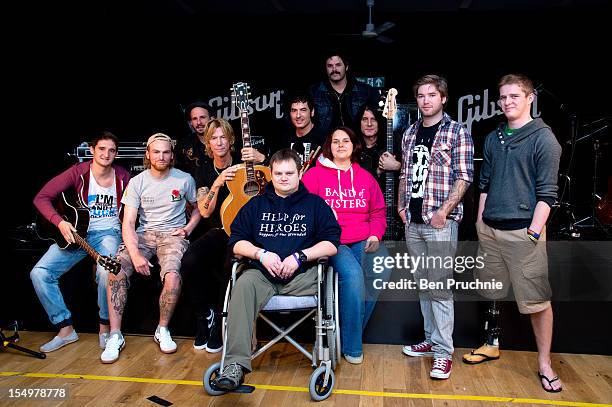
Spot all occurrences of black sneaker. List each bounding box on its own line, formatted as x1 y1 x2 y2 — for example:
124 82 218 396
193 309 212 350
214 363 244 391
205 311 223 353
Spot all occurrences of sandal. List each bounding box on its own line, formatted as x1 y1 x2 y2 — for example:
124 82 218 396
462 344 500 365
538 372 563 393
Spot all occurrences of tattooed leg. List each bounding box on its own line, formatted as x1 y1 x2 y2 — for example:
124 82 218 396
159 272 181 326
107 273 128 332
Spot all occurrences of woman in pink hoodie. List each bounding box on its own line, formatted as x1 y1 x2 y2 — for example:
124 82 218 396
302 126 387 364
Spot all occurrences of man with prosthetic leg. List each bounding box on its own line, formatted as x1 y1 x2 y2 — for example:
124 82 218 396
463 74 563 393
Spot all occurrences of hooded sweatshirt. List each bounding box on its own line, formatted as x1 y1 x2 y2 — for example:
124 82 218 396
228 182 340 284
34 161 130 227
479 118 561 230
302 156 386 244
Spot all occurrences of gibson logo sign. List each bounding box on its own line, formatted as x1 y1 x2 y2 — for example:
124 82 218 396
208 89 284 121
457 88 540 134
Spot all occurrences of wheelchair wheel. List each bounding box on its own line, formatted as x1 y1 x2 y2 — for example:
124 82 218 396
203 362 226 396
309 365 335 401
325 266 339 369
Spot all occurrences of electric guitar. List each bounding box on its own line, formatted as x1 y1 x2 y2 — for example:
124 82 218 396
299 146 321 178
381 88 401 241
34 190 121 275
221 82 271 236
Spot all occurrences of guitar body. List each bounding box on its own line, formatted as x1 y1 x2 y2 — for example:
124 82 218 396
221 164 271 235
35 191 89 250
34 190 122 274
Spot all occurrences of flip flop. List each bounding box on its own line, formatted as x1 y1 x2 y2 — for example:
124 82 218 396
462 349 500 365
538 372 563 393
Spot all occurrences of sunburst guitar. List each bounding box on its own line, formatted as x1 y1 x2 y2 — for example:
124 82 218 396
221 82 271 235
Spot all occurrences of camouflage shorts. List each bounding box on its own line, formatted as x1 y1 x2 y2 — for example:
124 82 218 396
116 230 189 281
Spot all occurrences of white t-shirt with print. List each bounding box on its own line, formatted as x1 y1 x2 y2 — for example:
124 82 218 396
88 169 120 231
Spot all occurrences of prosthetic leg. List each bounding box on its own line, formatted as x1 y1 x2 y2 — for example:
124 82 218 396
462 301 501 364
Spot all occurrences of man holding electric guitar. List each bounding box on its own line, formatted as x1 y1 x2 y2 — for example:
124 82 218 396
32 131 130 353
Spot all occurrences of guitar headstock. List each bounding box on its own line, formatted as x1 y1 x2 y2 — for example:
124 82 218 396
231 82 251 112
98 255 121 275
382 88 398 120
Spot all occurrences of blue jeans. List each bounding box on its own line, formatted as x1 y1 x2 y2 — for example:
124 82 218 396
331 240 391 357
30 228 122 329
405 220 458 359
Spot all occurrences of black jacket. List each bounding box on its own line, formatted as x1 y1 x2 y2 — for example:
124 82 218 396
309 78 379 134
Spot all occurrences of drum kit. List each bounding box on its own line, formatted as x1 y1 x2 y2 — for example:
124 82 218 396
553 115 611 238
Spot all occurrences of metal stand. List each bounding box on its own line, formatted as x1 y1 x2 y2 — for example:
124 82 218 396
1 322 46 359
573 122 610 237
554 113 581 238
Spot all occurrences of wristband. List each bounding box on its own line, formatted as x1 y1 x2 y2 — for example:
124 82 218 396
527 228 540 242
258 249 268 263
292 252 302 267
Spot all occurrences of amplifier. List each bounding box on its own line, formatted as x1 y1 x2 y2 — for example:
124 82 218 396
69 141 175 176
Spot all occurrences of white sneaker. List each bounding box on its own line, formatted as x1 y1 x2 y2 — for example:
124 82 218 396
99 332 109 349
101 333 125 364
344 354 363 364
154 326 177 354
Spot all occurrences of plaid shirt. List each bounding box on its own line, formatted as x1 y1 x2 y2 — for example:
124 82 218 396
399 112 474 224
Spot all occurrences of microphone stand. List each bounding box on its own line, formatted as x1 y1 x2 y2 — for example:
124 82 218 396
536 84 580 238
574 120 610 235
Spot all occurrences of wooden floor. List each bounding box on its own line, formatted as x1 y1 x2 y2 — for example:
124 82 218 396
1 332 610 406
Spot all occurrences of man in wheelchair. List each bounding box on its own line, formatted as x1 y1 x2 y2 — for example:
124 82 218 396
214 149 341 390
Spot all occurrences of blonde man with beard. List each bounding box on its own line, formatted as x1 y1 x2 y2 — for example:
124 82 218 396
101 133 200 363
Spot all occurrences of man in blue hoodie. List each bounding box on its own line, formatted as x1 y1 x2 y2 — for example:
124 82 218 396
214 148 341 391
464 74 563 393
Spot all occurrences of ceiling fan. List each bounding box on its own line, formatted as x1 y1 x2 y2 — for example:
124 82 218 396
360 0 396 43
330 0 395 43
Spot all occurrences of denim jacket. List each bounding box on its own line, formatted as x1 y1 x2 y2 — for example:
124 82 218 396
309 79 379 134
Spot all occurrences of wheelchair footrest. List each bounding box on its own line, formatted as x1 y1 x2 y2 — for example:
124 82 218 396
228 385 256 394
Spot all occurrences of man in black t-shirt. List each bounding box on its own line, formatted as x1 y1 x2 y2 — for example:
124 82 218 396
274 94 325 168
180 118 247 353
175 101 215 176
398 75 474 380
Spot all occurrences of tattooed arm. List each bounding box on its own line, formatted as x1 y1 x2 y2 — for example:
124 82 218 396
431 179 470 228
197 165 238 218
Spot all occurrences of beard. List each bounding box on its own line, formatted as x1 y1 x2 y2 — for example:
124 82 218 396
150 160 171 171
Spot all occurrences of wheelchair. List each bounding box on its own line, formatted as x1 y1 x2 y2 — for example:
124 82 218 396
203 257 341 401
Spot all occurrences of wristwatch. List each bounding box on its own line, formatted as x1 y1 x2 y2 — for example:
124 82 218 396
297 250 308 263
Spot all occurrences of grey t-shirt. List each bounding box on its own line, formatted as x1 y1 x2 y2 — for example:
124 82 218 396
122 168 197 233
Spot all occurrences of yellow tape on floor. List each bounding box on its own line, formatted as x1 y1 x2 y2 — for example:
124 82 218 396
1 371 610 407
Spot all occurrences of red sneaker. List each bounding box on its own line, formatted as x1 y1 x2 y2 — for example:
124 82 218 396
402 341 434 357
430 358 452 379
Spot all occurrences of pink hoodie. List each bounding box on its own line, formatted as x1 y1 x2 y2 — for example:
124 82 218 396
302 156 386 244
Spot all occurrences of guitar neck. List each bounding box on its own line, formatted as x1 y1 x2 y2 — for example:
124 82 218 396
385 118 397 238
240 111 256 181
72 232 100 262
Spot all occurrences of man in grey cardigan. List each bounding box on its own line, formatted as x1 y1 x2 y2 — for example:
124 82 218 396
464 74 563 393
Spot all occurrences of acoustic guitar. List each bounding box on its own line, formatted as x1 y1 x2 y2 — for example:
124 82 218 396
221 82 271 235
34 190 121 275
381 88 402 241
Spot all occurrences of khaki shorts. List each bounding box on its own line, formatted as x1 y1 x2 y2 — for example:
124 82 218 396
475 221 551 314
116 230 189 282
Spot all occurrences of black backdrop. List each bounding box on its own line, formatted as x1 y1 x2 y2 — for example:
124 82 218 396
6 4 612 354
